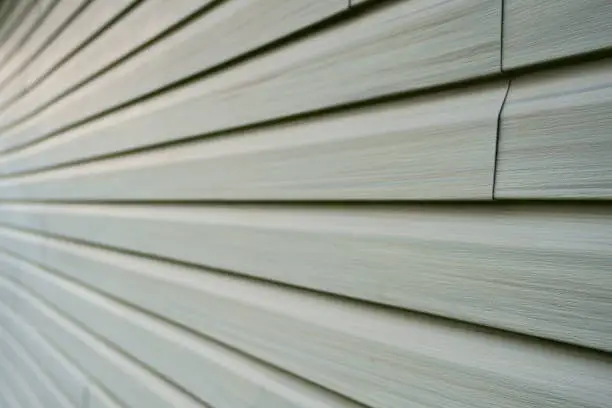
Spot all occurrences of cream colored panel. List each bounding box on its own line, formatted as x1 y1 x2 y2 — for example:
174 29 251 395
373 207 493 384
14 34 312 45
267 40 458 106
0 0 88 107
504 0 612 69
0 0 206 132
0 84 507 199
3 250 611 408
0 279 208 408
0 0 500 155
0 0 50 76
0 253 362 408
13 0 346 136
0 351 44 408
496 60 612 198
0 304 122 408
0 328 74 408
0 202 610 352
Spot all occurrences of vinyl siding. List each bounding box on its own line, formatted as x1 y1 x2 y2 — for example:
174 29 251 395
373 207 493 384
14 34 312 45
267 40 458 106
0 1 611 408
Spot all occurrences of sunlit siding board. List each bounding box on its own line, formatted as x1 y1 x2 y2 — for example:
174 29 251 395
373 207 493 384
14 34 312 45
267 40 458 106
0 0 501 155
0 83 508 199
496 60 612 198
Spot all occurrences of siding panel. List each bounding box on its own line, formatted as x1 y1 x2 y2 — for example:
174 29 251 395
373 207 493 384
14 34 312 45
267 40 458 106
0 203 610 351
504 0 612 69
496 60 612 198
0 0 501 155
0 278 208 408
2 250 610 408
0 83 507 199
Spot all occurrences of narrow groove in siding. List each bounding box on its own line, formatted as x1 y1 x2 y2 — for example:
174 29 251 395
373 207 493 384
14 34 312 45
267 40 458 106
0 0 93 97
1 219 609 357
492 80 512 198
0 274 214 408
0 0 144 117
501 45 612 75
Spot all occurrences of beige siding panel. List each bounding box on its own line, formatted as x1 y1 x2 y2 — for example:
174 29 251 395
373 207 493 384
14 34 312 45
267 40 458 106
0 0 89 107
496 60 612 198
504 0 612 69
3 250 611 408
0 203 610 351
0 327 74 408
0 83 507 199
0 302 88 407
0 0 501 155
0 278 208 408
0 254 363 408
0 350 44 408
9 0 347 138
0 0 50 72
0 0 206 131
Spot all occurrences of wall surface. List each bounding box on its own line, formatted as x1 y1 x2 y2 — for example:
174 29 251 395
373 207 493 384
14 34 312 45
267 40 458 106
0 1 611 407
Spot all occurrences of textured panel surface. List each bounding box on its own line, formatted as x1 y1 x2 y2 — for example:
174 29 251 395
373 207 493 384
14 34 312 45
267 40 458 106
0 0 207 135
0 0 500 155
504 0 612 68
0 278 208 408
0 202 610 352
0 0 88 107
2 250 611 408
496 61 612 198
0 83 507 199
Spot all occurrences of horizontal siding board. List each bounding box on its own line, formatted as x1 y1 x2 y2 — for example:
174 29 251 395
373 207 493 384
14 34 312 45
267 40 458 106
0 203 610 351
0 253 363 408
0 349 44 408
0 0 501 155
10 0 347 141
0 278 208 408
496 60 612 198
2 249 611 408
0 0 213 138
0 327 74 408
0 83 507 199
0 0 89 108
503 0 612 69
0 302 88 407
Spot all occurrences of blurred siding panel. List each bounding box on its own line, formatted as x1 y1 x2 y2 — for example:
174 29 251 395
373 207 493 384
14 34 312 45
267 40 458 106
0 1 610 408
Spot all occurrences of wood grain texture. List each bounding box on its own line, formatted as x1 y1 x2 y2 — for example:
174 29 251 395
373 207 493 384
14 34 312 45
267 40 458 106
0 327 74 408
0 252 363 408
7 0 346 142
0 0 501 155
0 202 610 352
0 278 208 408
0 302 88 407
0 0 89 108
0 83 507 199
2 250 612 408
503 0 612 69
496 60 612 198
0 0 204 133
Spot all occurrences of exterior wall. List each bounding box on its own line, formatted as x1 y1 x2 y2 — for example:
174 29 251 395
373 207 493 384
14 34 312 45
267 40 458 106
0 1 611 407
